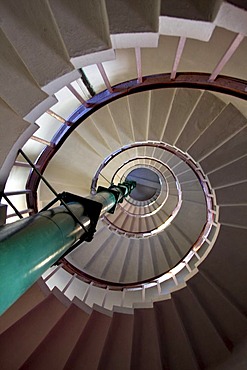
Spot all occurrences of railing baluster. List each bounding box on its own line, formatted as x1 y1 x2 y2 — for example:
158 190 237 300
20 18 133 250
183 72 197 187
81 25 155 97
171 273 178 286
79 68 96 97
121 288 126 307
7 208 33 219
62 274 77 293
14 161 40 169
2 193 24 219
82 281 93 303
4 190 31 196
209 33 245 82
46 109 68 124
31 135 54 147
97 63 113 93
101 286 109 308
43 265 62 282
67 84 90 107
135 47 143 83
142 286 146 301
157 281 161 295
171 36 186 80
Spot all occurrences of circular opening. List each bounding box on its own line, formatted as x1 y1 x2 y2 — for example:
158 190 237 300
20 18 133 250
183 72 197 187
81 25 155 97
126 167 161 201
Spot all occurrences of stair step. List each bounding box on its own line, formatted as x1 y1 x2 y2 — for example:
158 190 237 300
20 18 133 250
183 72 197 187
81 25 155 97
208 155 247 189
108 97 135 145
148 89 176 141
155 298 199 370
76 116 112 158
131 308 162 369
128 91 150 141
175 91 225 152
106 0 159 36
64 308 112 369
219 205 247 228
172 287 230 368
158 228 185 269
100 237 130 282
188 271 247 346
162 88 202 145
188 104 246 161
119 239 140 283
82 233 120 277
177 169 198 183
98 311 134 370
0 29 48 117
48 0 111 65
20 303 90 369
138 239 155 281
200 126 247 174
0 0 73 89
67 224 110 269
0 293 66 369
0 282 46 335
199 225 247 313
149 236 171 274
182 190 206 204
172 201 207 245
215 181 247 205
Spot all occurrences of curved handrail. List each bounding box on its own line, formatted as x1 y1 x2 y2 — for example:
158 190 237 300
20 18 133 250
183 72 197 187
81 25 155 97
25 73 247 213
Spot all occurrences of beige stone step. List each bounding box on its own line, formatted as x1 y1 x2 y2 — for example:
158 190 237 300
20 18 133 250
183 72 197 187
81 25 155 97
98 311 134 370
0 29 48 118
48 0 113 68
215 181 247 206
0 0 74 92
218 205 247 229
188 271 247 347
0 292 66 369
175 91 225 152
109 97 136 145
208 155 247 189
131 307 162 369
64 308 112 369
200 126 247 174
188 104 246 162
20 303 90 369
172 287 230 369
199 224 247 311
154 298 199 370
148 88 176 141
162 88 202 145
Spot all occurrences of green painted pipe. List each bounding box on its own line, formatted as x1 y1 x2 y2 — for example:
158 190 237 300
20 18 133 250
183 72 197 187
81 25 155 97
0 203 89 315
0 183 135 315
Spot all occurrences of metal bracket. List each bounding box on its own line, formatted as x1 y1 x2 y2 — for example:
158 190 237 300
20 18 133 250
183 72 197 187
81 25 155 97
96 186 120 214
60 192 103 242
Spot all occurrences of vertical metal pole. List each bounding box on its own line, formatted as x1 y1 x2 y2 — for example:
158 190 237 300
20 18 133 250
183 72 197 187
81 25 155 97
0 182 135 314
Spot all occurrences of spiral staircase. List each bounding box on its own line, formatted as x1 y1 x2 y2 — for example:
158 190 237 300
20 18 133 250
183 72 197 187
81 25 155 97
0 1 247 369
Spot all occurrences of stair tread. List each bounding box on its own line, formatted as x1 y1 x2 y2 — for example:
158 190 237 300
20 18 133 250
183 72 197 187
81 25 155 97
98 311 134 370
208 155 247 188
155 299 199 370
162 88 202 145
64 309 112 369
188 271 247 346
172 287 230 368
176 91 226 152
200 126 247 174
0 293 66 369
215 182 247 205
188 104 246 161
199 225 247 312
20 303 90 369
131 308 162 370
